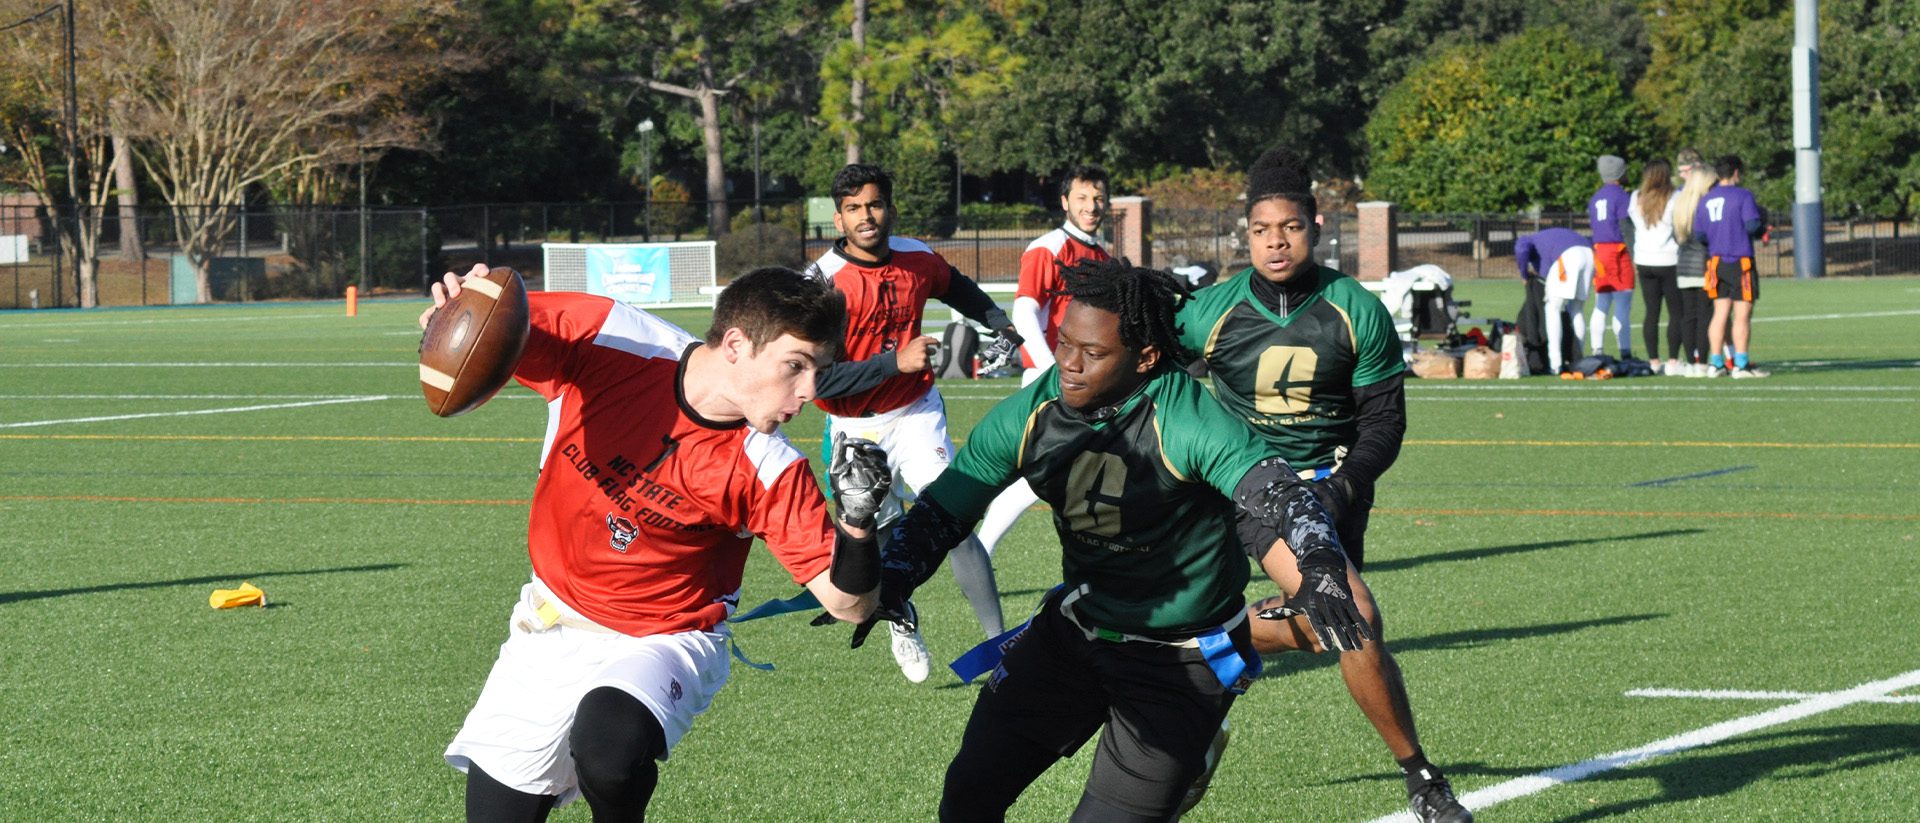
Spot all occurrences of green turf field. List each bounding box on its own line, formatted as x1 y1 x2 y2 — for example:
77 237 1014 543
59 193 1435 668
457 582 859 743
2 276 1915 821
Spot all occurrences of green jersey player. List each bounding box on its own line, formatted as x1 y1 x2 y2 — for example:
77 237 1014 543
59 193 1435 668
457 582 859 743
861 259 1369 822
1175 148 1470 823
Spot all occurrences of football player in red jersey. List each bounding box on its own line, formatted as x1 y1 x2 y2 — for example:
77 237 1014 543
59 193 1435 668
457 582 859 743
806 163 1022 682
424 264 886 822
975 164 1113 566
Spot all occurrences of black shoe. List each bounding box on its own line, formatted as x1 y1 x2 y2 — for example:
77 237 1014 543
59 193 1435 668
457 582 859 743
1409 778 1472 823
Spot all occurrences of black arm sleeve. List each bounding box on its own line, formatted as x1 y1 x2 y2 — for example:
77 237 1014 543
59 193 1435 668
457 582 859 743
829 523 880 593
881 496 973 596
815 351 901 400
1337 373 1407 494
1232 456 1348 568
1745 218 1766 239
941 268 1013 331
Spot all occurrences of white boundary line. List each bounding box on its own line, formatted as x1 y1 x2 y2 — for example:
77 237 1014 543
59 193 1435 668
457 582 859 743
1363 667 1920 822
1753 309 1920 323
0 312 344 329
1628 687 1920 704
0 396 391 428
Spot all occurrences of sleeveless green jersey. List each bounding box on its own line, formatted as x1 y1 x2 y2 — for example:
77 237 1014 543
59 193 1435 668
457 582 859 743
1176 265 1404 470
921 366 1275 634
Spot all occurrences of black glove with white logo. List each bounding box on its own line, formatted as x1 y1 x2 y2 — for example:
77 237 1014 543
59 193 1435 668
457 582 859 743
828 433 889 530
1281 563 1371 653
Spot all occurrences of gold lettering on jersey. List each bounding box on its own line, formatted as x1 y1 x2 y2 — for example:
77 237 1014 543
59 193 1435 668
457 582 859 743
1255 346 1318 415
1063 453 1128 537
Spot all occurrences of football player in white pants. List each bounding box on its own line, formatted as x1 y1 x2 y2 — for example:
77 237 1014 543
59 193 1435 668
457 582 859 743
1546 246 1594 374
978 165 1112 561
426 265 883 822
808 163 1021 682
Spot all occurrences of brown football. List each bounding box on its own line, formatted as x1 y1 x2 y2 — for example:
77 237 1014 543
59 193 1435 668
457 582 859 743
419 266 530 417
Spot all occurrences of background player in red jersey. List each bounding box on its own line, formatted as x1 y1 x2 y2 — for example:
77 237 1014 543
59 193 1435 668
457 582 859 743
976 164 1112 564
425 264 885 822
806 163 1021 683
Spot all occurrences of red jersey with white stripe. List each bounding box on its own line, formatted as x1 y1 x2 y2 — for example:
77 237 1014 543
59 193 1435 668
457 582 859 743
513 292 835 636
805 237 956 417
1016 225 1110 368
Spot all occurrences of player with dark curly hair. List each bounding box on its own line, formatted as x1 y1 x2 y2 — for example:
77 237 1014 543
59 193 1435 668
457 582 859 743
860 257 1370 822
1175 148 1472 822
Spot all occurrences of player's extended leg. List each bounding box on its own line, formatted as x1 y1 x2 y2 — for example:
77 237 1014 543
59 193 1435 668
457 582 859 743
977 479 1039 559
570 686 667 822
940 711 1068 822
1586 298 1607 356
1250 555 1471 823
1612 290 1634 359
1707 297 1733 373
896 399 1005 638
1730 299 1753 356
1544 297 1569 373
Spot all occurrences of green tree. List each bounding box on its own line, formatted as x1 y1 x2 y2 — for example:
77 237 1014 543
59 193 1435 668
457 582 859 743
1636 0 1789 140
1678 0 1920 221
1367 27 1644 212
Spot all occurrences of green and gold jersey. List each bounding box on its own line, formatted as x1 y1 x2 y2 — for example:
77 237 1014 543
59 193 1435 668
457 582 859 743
922 366 1275 634
1176 265 1404 470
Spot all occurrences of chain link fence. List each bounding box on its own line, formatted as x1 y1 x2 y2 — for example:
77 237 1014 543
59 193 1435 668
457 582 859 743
2 199 1912 309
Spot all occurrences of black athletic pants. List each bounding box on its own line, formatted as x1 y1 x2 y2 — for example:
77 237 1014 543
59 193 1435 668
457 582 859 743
1677 286 1709 362
940 597 1252 822
1637 265 1681 359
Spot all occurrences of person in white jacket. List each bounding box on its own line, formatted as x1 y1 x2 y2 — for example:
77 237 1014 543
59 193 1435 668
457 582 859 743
1628 159 1682 374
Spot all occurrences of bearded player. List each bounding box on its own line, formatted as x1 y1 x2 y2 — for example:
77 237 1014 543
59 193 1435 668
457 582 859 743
975 164 1113 565
806 163 1022 683
428 264 888 822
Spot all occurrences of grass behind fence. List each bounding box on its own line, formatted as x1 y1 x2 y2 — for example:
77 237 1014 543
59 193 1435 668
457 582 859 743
1 277 1916 820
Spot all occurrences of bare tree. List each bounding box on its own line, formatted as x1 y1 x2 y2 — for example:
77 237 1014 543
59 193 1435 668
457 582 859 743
111 0 462 302
0 0 120 308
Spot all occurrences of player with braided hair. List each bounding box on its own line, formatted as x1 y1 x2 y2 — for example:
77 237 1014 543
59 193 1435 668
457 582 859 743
1175 148 1472 822
852 256 1369 821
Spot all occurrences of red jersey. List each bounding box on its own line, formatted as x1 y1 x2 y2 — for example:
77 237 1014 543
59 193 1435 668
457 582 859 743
514 292 835 636
1016 225 1110 368
806 237 956 417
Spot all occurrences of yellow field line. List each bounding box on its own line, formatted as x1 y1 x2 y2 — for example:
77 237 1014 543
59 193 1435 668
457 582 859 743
1376 506 1920 522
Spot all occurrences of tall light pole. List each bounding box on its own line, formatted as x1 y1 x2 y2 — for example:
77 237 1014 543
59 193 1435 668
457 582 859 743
637 119 654 241
1791 0 1824 278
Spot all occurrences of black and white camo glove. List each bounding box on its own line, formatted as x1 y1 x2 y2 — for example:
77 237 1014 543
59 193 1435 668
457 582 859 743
975 325 1025 374
828 433 889 530
1280 563 1371 653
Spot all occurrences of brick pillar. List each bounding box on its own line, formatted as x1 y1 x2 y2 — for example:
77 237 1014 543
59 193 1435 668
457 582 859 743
1110 195 1152 268
1357 200 1398 281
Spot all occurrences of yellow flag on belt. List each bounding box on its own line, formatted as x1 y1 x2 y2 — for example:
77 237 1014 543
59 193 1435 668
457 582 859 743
210 581 266 609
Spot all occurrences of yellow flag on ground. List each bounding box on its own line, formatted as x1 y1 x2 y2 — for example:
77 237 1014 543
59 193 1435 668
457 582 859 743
210 581 266 609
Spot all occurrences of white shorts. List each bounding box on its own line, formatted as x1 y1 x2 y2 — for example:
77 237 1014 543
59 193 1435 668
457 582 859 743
824 385 955 526
444 577 730 805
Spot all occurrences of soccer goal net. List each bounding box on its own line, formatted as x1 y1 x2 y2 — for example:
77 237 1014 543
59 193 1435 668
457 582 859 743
541 241 718 308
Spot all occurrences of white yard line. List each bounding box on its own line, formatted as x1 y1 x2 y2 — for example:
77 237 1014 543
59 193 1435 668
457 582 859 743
0 396 392 428
1753 309 1920 323
1363 667 1920 822
0 312 345 329
1627 687 1920 704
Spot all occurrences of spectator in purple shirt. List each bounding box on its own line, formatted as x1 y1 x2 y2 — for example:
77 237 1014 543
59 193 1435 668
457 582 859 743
1516 227 1593 375
1587 155 1635 360
1691 155 1769 378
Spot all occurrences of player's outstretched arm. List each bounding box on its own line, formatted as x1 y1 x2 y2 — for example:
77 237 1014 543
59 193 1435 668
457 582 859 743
1233 457 1371 652
837 496 971 648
